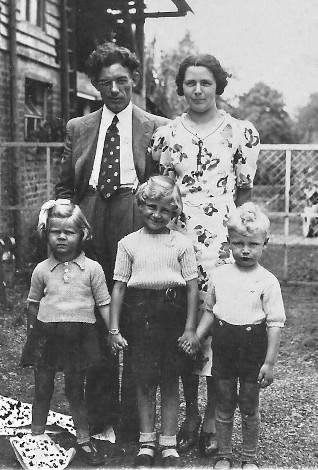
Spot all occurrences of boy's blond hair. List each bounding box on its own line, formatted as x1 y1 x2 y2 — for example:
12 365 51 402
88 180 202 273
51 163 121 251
227 202 270 237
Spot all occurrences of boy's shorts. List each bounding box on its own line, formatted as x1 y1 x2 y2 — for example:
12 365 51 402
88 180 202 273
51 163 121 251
211 317 268 382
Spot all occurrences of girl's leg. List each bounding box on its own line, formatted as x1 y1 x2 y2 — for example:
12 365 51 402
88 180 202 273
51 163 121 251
134 382 157 466
159 374 180 466
238 380 261 465
215 377 237 462
65 369 106 466
64 370 89 443
32 367 55 435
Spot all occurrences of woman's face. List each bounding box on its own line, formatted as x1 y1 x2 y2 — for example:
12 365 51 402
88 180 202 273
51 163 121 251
183 66 217 114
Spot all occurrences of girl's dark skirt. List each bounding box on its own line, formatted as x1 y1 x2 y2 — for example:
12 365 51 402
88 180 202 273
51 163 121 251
20 320 103 372
122 287 189 386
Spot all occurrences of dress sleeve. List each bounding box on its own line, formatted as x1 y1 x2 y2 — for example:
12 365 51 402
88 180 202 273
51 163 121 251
234 119 260 188
113 239 132 283
27 265 45 303
148 123 176 177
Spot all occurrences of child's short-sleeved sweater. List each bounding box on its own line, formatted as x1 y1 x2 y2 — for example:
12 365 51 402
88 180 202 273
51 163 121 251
113 228 198 289
28 252 110 323
205 263 285 328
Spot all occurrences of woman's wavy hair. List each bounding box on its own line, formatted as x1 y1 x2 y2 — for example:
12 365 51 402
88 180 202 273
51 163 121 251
86 42 140 82
38 202 92 246
136 176 183 218
176 54 231 96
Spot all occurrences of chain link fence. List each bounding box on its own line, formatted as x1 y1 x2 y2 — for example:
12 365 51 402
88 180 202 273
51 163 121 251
0 143 317 286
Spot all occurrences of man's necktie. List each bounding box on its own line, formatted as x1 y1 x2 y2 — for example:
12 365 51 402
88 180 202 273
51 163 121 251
97 115 120 198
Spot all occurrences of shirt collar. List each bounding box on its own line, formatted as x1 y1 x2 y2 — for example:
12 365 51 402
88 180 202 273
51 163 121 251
48 252 86 271
103 101 132 127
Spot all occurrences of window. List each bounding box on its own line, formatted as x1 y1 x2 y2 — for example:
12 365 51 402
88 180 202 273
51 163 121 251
20 0 45 28
24 78 51 140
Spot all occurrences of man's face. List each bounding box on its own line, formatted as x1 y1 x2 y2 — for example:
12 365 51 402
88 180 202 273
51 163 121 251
93 63 138 114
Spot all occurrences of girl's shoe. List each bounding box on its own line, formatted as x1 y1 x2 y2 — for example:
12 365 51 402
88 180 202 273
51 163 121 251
213 456 233 469
161 447 182 468
198 430 218 457
133 444 155 468
162 454 182 468
133 453 154 468
241 460 259 469
76 440 106 466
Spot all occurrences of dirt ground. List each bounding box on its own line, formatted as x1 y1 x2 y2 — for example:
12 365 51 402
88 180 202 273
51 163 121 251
0 274 317 469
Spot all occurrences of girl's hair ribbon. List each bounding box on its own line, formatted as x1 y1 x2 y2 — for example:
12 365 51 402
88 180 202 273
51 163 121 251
38 199 71 228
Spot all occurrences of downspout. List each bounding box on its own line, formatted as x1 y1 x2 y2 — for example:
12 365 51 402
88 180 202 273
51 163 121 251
60 0 70 124
8 0 22 270
8 0 18 141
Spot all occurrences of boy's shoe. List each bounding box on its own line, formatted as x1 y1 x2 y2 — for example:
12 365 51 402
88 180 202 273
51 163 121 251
241 460 259 469
76 440 106 466
213 456 233 469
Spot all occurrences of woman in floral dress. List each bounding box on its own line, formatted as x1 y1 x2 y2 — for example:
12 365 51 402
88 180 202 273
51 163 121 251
148 54 260 457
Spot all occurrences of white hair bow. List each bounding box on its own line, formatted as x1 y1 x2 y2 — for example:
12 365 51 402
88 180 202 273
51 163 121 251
38 199 71 228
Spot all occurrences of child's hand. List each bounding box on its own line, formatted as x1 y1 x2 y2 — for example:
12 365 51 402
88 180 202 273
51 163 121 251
257 363 274 388
178 330 200 356
108 333 128 355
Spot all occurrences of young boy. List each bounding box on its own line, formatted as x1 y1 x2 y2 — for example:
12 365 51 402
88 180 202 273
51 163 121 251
193 202 285 469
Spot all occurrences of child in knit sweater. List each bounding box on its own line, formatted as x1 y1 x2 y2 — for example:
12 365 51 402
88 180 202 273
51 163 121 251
191 202 285 469
20 200 110 467
109 176 199 468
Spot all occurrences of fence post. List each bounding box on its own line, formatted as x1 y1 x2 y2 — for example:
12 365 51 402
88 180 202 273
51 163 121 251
283 149 291 282
46 146 51 200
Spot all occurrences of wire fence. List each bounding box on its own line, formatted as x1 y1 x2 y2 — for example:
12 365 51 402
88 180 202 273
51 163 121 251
0 142 318 285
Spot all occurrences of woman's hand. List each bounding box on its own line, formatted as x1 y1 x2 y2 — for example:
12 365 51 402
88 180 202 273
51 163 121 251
108 333 128 355
178 330 200 356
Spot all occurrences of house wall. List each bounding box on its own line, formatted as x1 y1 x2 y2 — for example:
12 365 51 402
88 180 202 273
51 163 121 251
0 0 63 266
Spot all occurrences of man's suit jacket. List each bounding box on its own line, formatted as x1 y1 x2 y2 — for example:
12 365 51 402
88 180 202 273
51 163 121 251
55 105 169 203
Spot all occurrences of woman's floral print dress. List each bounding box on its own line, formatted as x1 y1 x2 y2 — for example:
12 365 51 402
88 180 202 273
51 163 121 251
149 111 260 375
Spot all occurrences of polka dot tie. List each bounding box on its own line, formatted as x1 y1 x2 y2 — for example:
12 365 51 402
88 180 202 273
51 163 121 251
97 115 120 198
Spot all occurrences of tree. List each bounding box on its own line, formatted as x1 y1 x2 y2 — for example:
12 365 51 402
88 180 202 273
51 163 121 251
232 82 296 144
146 31 199 118
295 93 318 143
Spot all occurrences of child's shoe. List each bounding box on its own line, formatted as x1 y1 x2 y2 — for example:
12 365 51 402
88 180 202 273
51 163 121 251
241 460 259 469
213 456 233 469
76 440 106 466
161 448 182 468
133 444 155 468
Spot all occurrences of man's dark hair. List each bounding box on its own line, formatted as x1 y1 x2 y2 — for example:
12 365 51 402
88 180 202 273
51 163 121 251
86 42 140 81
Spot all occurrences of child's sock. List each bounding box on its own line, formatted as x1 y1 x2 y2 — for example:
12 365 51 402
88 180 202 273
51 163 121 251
241 412 260 463
215 414 234 458
159 434 179 458
137 432 156 457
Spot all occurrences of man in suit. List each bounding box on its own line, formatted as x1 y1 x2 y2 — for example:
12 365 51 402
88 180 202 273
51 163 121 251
55 42 168 442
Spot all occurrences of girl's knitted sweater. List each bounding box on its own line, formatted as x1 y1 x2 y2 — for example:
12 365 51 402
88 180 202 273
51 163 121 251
113 228 198 289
